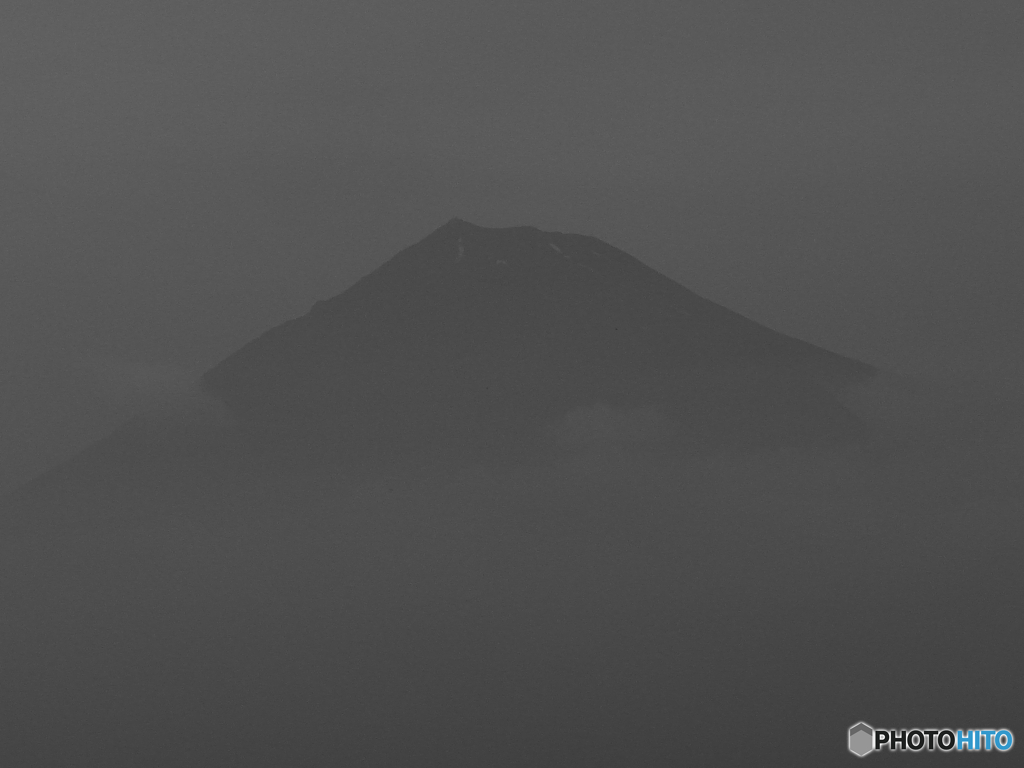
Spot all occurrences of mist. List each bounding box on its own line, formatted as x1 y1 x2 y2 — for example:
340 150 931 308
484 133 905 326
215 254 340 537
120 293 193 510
2 2 1021 765
3 1 1023 494
2 374 1020 764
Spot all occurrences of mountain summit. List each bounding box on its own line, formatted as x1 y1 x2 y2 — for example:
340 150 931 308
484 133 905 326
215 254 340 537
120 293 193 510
201 219 874 457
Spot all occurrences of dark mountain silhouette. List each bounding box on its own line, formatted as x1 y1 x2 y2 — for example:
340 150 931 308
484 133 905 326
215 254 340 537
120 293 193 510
202 218 873 456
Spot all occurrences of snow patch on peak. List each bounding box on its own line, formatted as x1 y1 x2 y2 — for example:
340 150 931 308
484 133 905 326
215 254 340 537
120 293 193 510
549 242 562 253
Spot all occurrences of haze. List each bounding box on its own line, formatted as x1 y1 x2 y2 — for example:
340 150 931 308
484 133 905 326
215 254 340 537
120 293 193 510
2 0 1022 492
1 4 1022 765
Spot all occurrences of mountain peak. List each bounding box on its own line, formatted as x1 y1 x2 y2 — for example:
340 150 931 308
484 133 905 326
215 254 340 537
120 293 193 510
396 218 642 280
431 217 551 243
440 216 470 231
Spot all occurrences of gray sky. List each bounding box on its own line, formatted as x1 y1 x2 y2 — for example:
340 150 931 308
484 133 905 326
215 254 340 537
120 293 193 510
2 0 1022 491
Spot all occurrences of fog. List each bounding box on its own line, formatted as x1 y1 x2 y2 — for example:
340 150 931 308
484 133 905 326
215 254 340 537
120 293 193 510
2 1 1023 493
2 2 1021 764
1 377 1020 765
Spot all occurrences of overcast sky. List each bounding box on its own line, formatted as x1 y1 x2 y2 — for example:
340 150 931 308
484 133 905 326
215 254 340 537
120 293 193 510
2 0 1022 492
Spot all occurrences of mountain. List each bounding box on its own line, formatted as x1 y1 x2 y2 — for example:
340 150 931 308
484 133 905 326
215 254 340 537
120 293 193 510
202 217 873 457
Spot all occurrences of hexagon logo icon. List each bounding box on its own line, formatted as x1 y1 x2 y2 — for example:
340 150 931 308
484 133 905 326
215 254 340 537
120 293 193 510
849 722 874 757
